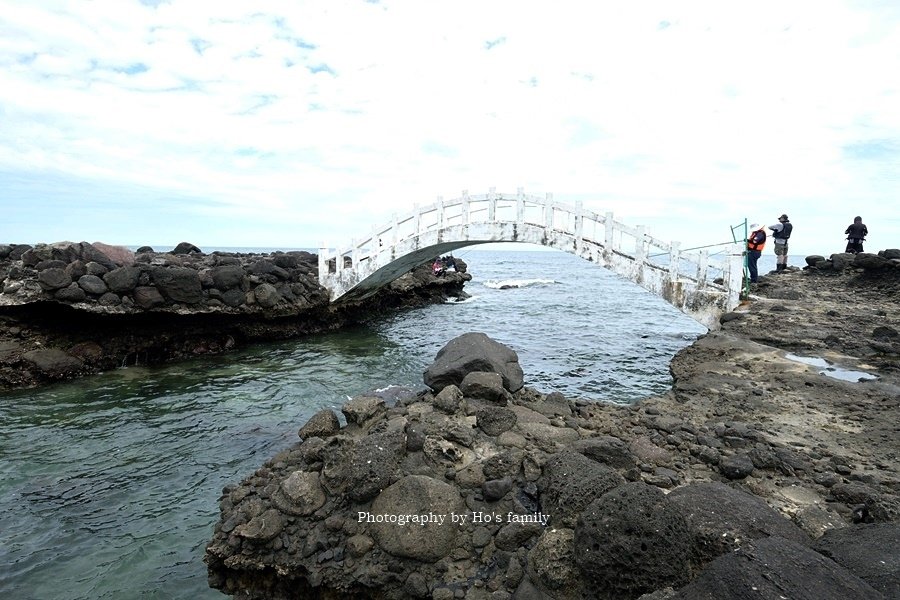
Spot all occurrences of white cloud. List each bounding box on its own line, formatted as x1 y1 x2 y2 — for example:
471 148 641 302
0 0 898 255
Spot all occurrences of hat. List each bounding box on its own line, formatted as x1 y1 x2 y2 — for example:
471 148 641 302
779 214 788 221
749 223 761 230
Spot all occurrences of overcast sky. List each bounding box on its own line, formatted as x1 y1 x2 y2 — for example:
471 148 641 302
1 0 898 257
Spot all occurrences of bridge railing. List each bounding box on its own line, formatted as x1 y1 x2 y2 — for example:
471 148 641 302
319 188 738 293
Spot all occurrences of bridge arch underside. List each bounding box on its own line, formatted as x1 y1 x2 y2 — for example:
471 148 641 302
331 222 729 330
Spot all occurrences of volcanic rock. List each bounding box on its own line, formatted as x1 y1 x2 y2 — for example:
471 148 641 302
668 481 811 564
813 523 900 597
671 536 884 600
423 332 524 393
574 482 695 598
369 475 464 562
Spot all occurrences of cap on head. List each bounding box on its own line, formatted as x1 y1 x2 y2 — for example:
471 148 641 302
779 214 788 221
750 223 761 230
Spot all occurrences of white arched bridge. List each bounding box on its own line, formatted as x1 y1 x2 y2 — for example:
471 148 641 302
318 189 744 330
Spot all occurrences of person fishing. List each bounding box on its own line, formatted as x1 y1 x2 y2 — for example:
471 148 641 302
746 223 766 284
844 216 868 254
768 214 792 272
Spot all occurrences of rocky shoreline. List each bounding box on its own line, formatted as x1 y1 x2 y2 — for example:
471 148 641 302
0 241 471 391
204 252 900 599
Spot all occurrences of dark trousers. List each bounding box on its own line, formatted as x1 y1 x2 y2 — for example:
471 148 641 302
747 250 761 282
846 240 864 253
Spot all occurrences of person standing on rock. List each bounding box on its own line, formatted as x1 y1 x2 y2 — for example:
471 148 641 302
746 223 766 284
844 216 868 254
768 214 792 272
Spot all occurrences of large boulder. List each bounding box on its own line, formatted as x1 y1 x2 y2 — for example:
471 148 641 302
297 409 341 440
85 261 109 276
150 266 203 304
55 282 87 302
22 349 83 377
671 536 885 600
133 286 165 309
830 252 855 271
37 268 71 291
476 405 517 436
830 481 900 522
813 523 900 597
526 528 580 596
248 259 289 280
253 283 281 308
570 436 637 470
210 264 245 290
103 266 141 293
170 242 202 254
8 244 32 260
574 482 695 598
342 395 386 427
78 242 118 270
460 371 508 403
423 332 524 393
854 253 889 270
91 242 135 266
805 254 826 267
718 453 754 480
24 242 83 266
368 475 465 562
329 430 405 502
271 470 327 516
539 451 624 528
668 481 811 564
232 508 284 542
77 274 108 295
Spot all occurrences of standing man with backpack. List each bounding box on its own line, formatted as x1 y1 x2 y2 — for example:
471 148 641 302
768 214 793 272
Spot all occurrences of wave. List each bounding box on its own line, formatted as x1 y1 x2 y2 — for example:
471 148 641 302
445 295 479 304
483 278 557 290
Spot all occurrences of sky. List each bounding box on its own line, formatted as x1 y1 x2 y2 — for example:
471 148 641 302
1 0 899 257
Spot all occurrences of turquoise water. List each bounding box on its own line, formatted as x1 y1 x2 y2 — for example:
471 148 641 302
0 250 707 599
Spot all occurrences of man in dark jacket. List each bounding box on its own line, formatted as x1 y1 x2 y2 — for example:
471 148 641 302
845 216 868 253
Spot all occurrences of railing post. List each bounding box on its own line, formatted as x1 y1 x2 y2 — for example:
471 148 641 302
461 190 470 225
391 213 399 247
544 193 553 229
351 238 358 270
371 226 381 267
726 243 744 308
604 212 614 248
437 196 444 229
668 241 681 281
635 225 646 262
697 249 709 288
516 187 525 223
574 200 583 241
318 243 328 282
413 203 421 235
488 187 496 222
